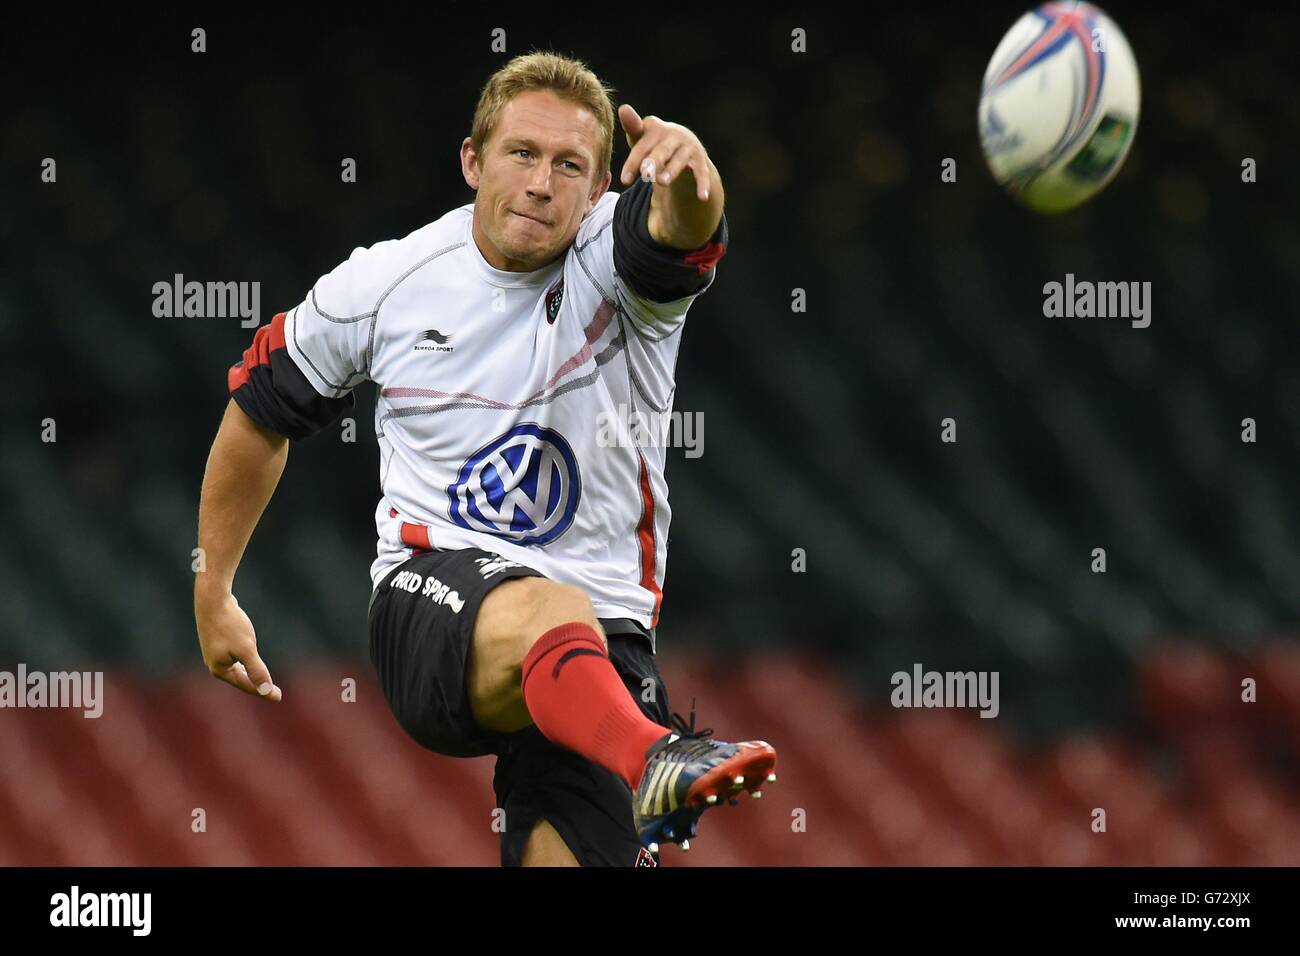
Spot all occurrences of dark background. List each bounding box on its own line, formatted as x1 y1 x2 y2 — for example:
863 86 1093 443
1 1 1298 866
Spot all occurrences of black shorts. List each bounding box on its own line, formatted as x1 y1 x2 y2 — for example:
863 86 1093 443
367 547 671 867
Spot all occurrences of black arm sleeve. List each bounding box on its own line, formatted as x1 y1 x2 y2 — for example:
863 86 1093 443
227 311 356 441
612 177 729 304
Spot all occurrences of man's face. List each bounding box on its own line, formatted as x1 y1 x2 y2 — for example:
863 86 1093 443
461 89 611 272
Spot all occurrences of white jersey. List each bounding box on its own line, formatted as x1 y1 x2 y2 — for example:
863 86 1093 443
228 180 728 635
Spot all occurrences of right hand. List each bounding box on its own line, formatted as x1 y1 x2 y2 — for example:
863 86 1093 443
195 590 283 702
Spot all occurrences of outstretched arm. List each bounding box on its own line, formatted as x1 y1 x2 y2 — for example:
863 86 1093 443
617 103 725 251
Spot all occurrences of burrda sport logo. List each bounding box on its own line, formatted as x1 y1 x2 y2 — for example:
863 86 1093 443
448 424 581 546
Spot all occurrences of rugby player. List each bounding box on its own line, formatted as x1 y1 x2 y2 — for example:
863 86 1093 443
195 51 776 866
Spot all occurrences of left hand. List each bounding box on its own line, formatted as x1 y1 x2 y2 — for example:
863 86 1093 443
618 104 712 202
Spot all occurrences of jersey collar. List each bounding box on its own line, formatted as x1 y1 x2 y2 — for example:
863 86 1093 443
465 210 566 289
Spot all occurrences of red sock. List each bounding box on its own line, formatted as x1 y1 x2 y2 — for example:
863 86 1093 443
521 622 671 790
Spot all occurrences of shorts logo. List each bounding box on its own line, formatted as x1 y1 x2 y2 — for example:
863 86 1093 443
474 556 525 579
634 846 659 867
389 569 465 613
448 424 581 546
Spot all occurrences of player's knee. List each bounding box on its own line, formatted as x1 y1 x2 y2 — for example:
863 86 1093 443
479 577 603 659
509 578 603 654
542 581 599 629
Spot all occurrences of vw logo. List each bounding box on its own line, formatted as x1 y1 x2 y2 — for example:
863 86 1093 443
447 424 581 545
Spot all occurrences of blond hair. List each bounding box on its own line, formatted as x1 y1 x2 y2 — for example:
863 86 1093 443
470 50 616 181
